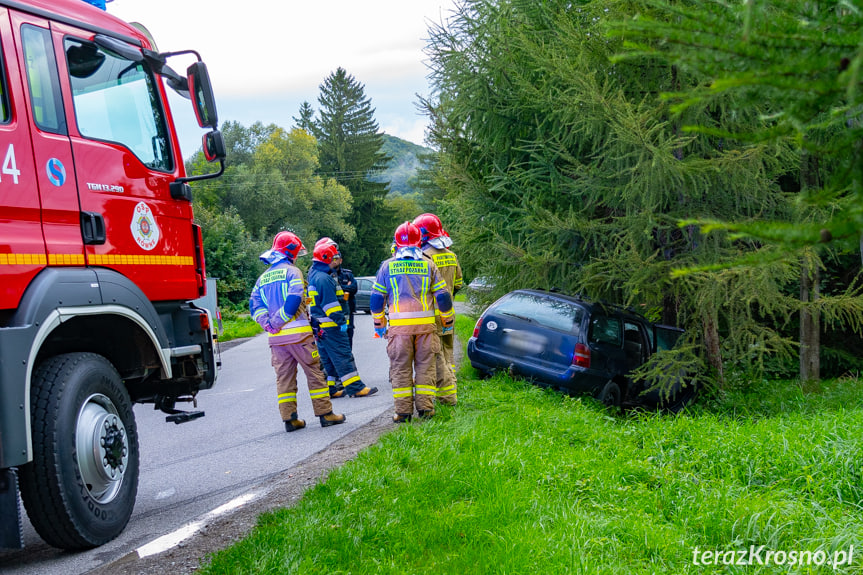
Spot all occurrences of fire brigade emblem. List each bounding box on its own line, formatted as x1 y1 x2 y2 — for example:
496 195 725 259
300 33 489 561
130 201 160 250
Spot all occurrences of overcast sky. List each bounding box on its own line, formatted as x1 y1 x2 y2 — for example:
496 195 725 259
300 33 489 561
107 0 458 157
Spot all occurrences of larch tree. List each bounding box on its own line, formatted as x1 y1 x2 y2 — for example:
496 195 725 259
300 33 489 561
423 0 804 390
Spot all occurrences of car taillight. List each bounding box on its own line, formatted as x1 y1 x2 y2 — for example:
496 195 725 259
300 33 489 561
473 317 484 338
573 343 590 368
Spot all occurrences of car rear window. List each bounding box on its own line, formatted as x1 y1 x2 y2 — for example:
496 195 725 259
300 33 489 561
494 293 583 333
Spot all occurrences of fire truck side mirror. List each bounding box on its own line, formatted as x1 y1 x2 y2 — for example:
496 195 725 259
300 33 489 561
202 130 226 163
187 62 218 129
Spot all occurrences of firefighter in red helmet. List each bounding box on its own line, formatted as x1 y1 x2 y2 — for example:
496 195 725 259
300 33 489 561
370 222 454 422
413 213 463 405
308 237 377 399
249 231 346 432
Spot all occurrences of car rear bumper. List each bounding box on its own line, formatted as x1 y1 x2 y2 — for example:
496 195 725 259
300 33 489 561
467 338 607 393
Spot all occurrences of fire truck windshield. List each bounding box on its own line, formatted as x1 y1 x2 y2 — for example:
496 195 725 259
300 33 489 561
65 38 173 172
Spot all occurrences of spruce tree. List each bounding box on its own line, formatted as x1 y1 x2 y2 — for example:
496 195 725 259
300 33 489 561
315 67 396 274
293 101 315 133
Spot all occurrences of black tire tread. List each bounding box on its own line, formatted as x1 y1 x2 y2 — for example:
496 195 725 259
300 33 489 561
18 352 137 550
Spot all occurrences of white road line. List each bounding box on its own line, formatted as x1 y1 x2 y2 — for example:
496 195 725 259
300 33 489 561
135 492 258 558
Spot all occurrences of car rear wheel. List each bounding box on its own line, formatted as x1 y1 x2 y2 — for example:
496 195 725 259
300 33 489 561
597 380 622 410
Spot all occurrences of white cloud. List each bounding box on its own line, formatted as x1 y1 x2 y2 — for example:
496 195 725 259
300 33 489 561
108 0 455 149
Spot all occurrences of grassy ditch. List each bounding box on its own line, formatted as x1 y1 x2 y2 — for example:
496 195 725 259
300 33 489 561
198 315 863 574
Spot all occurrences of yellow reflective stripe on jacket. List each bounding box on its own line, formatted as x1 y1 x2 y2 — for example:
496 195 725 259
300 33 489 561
318 319 338 328
269 323 313 337
389 316 436 326
392 386 413 398
432 279 447 292
390 311 435 320
372 282 388 294
323 301 341 315
252 309 268 321
389 278 400 311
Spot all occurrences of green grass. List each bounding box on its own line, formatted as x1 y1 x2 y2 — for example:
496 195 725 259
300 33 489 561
197 315 863 574
218 315 262 342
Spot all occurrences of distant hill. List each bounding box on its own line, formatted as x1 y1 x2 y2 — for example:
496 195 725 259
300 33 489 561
373 134 433 196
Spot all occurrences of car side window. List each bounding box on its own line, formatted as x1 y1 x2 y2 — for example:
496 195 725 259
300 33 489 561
358 279 371 290
623 321 645 359
589 315 621 346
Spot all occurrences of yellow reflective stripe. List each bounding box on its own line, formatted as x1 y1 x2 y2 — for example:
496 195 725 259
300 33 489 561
341 374 361 386
323 302 341 315
86 254 193 266
432 280 447 292
415 385 436 396
289 278 303 287
309 387 330 399
389 278 400 311
318 319 338 328
440 308 454 319
389 311 435 319
252 309 268 320
390 317 436 326
269 324 313 337
278 393 297 403
373 311 386 320
392 387 413 398
436 385 456 395
372 282 387 294
421 275 430 310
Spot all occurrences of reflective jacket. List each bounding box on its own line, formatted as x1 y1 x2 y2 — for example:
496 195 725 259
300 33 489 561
249 261 312 346
308 261 347 329
370 256 453 335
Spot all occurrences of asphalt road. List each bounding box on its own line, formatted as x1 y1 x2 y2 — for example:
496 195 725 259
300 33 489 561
0 313 393 575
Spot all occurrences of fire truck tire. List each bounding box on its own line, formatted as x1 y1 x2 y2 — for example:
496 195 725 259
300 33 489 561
18 352 139 550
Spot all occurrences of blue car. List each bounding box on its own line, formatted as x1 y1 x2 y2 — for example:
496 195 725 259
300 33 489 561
467 289 694 410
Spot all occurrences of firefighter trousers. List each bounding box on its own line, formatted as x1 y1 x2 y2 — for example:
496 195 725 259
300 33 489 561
317 327 366 395
434 332 458 405
270 336 334 420
387 332 439 415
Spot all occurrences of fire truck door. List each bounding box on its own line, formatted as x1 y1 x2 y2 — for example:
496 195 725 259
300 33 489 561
10 12 83 271
0 10 48 310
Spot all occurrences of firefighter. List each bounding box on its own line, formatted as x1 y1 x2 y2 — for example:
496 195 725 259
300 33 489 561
249 231 346 432
308 237 378 399
414 213 463 405
370 222 454 422
333 255 358 348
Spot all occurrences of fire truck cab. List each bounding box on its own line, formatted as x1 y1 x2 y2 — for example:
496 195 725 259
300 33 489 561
0 0 225 550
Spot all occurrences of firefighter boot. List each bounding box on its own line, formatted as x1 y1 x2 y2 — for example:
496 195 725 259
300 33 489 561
393 413 413 424
284 412 306 433
350 386 378 398
417 409 435 420
320 412 346 427
330 386 346 398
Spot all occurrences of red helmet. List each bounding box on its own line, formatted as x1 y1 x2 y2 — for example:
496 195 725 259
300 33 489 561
394 221 421 248
413 213 444 243
313 237 341 264
272 231 306 261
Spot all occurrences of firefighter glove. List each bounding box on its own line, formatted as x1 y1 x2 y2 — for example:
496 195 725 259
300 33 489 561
340 323 349 332
316 327 326 340
375 327 387 338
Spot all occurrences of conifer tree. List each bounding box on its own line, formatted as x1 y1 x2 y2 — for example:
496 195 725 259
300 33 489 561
293 101 315 133
423 0 802 389
314 67 396 274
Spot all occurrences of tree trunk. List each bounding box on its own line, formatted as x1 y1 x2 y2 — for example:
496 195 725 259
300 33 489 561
702 308 724 389
800 262 820 382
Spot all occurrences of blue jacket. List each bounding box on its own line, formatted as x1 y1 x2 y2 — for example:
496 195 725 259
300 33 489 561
249 261 312 346
307 261 347 329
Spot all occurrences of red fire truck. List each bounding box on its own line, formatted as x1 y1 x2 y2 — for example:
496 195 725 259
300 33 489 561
0 0 225 549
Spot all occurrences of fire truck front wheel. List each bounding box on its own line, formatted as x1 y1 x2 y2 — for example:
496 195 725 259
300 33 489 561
19 352 140 550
